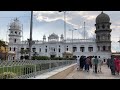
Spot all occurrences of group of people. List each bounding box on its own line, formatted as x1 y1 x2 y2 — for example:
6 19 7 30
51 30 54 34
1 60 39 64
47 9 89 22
77 56 103 73
77 55 120 75
107 56 120 75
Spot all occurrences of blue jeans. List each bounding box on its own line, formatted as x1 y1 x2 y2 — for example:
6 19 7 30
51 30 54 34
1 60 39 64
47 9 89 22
85 64 89 71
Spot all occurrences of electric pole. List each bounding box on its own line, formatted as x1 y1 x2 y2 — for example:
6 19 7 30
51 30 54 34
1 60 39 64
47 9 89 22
29 11 33 60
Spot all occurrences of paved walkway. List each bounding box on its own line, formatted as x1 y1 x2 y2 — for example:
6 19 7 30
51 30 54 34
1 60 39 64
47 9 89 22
65 65 120 79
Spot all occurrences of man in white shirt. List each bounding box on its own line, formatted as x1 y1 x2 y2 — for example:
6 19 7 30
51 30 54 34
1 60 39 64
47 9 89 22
91 56 95 72
77 56 80 71
98 56 103 72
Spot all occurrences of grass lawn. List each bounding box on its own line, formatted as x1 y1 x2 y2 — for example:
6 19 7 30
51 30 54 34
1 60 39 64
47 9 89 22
0 65 35 76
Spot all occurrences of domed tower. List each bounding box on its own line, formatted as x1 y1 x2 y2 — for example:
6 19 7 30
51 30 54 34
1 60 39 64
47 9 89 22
8 18 22 60
95 12 112 52
9 18 22 44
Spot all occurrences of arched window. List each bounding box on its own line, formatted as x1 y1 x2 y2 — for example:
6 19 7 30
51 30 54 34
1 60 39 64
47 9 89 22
15 31 17 34
102 24 105 29
14 47 16 51
98 46 100 51
10 47 11 51
14 39 16 43
103 46 106 51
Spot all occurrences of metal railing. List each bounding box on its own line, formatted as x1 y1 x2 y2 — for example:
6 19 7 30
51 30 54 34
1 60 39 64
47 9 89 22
0 60 76 79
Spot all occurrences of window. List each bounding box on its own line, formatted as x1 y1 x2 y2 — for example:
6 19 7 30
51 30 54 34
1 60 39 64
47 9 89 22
102 24 105 29
15 31 17 34
11 31 13 34
46 46 47 48
54 48 55 51
103 46 106 51
104 59 105 62
21 48 24 50
88 47 93 52
26 48 29 50
10 47 11 51
59 48 60 52
45 49 47 53
40 48 41 52
19 32 20 35
98 46 100 51
67 48 68 51
80 47 84 52
59 45 60 47
14 47 16 51
32 48 36 52
73 47 77 52
14 39 16 43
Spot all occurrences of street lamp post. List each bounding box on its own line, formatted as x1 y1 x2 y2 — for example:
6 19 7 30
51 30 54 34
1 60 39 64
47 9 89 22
59 11 66 41
59 11 67 53
29 11 33 60
69 29 77 53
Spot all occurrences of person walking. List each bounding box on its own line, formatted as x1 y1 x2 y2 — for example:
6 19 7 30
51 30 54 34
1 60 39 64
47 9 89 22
77 57 80 71
83 56 87 71
114 57 120 75
94 56 99 73
85 57 90 72
98 56 103 73
80 56 84 70
107 58 110 68
91 56 95 72
109 55 115 75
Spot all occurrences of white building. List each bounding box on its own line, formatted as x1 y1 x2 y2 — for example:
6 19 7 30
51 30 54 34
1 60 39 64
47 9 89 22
8 12 112 62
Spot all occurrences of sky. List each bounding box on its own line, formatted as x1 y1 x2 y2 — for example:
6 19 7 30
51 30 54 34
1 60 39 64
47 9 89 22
0 11 120 52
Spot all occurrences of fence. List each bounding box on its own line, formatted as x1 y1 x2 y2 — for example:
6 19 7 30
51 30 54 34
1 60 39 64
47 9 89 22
0 60 76 79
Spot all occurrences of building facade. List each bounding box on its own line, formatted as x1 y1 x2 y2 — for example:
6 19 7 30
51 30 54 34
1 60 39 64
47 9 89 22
8 12 112 62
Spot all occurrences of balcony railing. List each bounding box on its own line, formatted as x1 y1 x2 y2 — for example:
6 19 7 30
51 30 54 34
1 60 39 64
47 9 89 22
0 60 76 79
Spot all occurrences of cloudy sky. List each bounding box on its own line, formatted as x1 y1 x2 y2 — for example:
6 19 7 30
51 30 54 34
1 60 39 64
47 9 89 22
0 11 120 52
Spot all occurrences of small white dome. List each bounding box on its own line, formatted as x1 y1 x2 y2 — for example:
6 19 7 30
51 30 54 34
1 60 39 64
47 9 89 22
9 18 21 30
48 33 59 39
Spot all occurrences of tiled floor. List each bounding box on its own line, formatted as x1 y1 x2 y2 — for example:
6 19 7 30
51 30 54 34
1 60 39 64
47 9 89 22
65 65 120 79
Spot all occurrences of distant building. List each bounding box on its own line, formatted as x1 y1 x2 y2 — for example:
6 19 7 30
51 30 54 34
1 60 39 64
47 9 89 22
8 12 112 62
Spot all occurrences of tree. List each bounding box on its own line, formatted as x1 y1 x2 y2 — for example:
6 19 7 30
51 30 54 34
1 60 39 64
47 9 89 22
20 49 29 60
0 40 8 60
